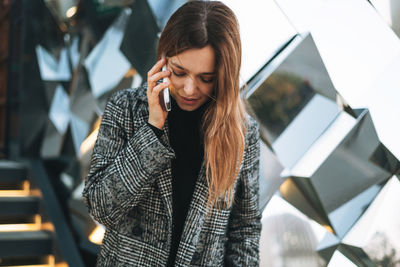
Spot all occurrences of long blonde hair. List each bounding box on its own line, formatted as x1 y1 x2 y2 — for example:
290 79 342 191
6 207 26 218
157 1 248 209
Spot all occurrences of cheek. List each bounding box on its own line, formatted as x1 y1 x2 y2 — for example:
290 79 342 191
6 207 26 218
201 84 214 97
169 76 183 87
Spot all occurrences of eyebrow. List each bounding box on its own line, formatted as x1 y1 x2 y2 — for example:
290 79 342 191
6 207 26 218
169 61 215 75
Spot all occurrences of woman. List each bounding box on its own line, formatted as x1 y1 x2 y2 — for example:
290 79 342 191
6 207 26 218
83 1 261 266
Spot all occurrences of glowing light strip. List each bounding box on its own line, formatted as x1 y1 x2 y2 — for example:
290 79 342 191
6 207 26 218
80 124 100 156
0 215 46 232
89 225 105 245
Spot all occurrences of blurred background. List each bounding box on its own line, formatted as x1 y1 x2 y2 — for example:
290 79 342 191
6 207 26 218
0 0 399 266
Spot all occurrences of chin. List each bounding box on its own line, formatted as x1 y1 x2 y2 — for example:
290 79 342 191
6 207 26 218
177 102 201 111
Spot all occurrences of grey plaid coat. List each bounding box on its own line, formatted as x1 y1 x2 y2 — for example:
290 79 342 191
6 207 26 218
82 84 261 266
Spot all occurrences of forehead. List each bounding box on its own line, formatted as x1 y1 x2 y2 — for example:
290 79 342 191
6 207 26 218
169 45 216 74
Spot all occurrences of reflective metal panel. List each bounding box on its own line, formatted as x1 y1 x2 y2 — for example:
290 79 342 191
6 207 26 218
49 84 71 135
36 45 71 81
274 0 400 161
222 0 298 83
342 176 400 266
369 0 400 38
316 232 340 262
41 120 64 158
258 141 284 210
120 0 159 79
260 195 326 267
70 114 90 158
246 33 341 170
280 109 396 238
68 36 80 70
272 95 339 169
326 250 358 267
84 8 132 98
148 0 186 28
274 0 400 106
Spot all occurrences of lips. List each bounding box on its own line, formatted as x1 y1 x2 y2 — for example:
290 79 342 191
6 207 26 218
182 96 198 101
181 96 199 105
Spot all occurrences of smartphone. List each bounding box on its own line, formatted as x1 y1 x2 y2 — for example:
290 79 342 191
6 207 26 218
161 64 171 111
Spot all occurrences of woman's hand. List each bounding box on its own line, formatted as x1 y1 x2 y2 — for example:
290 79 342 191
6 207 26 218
147 58 171 129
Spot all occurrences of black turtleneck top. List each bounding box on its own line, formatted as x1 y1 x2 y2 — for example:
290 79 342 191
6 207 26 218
147 96 209 266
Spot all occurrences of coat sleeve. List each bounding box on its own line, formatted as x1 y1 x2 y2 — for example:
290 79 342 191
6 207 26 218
82 90 175 228
225 117 262 266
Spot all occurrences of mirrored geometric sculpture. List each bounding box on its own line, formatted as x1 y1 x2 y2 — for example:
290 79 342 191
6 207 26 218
316 231 340 263
36 45 71 81
49 84 70 135
84 8 132 98
69 85 98 157
260 195 326 267
258 141 284 210
246 33 340 170
326 250 358 267
70 114 90 158
147 0 185 28
279 108 395 238
341 176 400 266
317 230 376 266
68 35 80 70
41 120 65 158
315 176 400 266
245 32 400 239
120 0 159 79
274 0 400 162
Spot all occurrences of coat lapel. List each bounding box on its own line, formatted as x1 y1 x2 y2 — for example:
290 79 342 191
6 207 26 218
156 118 174 219
174 161 209 266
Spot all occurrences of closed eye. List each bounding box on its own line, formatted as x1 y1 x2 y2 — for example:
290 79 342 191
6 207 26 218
172 68 214 83
172 70 185 77
201 77 214 83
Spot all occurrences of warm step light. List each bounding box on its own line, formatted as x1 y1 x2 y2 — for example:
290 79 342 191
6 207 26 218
0 181 33 197
89 225 105 245
0 215 54 232
0 255 67 267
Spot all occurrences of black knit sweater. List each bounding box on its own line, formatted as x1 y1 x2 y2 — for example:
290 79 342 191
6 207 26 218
147 96 210 266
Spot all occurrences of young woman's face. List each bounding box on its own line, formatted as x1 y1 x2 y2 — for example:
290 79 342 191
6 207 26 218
167 45 216 111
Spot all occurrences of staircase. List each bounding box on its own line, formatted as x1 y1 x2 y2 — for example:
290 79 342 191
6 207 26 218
0 160 67 267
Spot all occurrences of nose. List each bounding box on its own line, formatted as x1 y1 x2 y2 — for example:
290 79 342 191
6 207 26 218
183 76 197 96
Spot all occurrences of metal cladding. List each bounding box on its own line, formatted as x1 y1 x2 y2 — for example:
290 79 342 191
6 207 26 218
251 24 400 267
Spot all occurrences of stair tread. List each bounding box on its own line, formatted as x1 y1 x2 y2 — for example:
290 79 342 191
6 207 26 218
0 160 26 169
0 231 53 258
0 196 40 216
0 160 28 183
0 230 52 241
0 196 40 201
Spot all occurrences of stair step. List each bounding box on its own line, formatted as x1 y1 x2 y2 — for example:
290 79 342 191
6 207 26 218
0 255 51 266
0 196 40 217
0 161 28 184
0 230 53 258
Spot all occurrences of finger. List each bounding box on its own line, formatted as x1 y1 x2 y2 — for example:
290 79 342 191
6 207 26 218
147 58 166 78
151 81 170 98
148 70 170 86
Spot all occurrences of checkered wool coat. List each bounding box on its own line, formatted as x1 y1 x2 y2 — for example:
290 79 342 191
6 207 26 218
82 84 261 266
